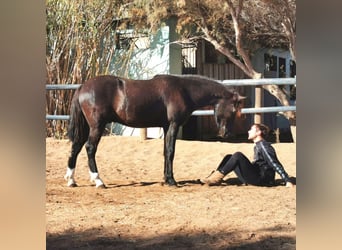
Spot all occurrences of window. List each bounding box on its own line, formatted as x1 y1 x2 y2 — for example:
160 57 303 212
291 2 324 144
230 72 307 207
264 54 277 72
204 41 228 64
278 57 286 78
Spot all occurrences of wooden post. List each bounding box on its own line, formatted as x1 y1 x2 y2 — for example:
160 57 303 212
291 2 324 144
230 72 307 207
254 86 262 124
140 128 147 140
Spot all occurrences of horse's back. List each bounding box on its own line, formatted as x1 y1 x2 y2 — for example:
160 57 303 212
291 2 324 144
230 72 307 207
79 75 170 127
77 74 227 128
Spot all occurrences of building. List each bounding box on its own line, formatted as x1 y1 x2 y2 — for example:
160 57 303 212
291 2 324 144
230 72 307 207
110 20 295 141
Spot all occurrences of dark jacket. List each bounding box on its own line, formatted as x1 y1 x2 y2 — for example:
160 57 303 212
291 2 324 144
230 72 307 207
253 140 290 185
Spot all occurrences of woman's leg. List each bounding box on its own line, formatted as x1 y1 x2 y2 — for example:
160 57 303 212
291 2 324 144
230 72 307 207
218 152 261 185
201 154 232 180
201 154 239 185
217 154 232 170
232 167 247 185
217 152 250 175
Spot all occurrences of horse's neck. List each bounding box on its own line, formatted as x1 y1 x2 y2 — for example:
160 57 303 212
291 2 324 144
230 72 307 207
192 85 226 108
193 91 222 108
169 75 230 108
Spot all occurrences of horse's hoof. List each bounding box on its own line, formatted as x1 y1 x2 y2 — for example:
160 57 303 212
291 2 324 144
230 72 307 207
67 179 78 187
164 179 178 186
96 184 107 189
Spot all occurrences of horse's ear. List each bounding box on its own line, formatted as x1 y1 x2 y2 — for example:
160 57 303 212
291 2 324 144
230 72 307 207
234 92 246 101
238 95 246 101
117 78 125 90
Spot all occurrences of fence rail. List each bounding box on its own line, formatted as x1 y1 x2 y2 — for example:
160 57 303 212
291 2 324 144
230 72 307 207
220 78 296 86
45 78 295 90
46 84 81 90
46 77 296 120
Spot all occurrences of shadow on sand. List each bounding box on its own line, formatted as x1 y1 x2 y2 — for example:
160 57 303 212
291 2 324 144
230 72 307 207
47 225 295 250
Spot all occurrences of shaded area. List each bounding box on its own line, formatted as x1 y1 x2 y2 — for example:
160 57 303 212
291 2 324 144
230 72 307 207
224 177 297 186
78 177 296 189
186 129 294 143
47 226 295 250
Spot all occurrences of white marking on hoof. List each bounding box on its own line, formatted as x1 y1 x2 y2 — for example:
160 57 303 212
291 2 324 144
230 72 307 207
64 168 77 187
67 179 77 187
95 182 106 189
89 172 105 188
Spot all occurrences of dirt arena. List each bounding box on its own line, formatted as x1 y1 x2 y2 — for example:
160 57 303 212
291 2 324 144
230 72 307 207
46 135 296 249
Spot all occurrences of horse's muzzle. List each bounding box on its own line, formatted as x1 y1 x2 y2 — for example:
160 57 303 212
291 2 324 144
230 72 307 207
217 127 231 138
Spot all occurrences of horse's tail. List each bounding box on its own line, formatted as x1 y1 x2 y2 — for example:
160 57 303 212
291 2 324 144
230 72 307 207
68 87 89 143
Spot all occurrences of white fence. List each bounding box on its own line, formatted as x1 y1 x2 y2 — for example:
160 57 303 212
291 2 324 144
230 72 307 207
46 77 296 120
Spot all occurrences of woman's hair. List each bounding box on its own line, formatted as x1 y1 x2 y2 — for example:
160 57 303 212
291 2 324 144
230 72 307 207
253 123 270 138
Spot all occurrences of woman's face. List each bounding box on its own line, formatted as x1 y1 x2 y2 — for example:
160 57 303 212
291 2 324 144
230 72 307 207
247 125 259 140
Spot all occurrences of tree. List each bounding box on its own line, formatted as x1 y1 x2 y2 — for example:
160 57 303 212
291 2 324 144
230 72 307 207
46 0 296 137
46 0 132 137
130 0 296 120
261 0 296 62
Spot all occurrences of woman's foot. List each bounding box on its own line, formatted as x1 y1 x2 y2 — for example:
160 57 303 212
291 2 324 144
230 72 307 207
200 170 225 185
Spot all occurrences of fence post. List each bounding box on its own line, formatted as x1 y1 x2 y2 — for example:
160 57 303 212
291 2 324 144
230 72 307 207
140 128 147 140
254 86 262 123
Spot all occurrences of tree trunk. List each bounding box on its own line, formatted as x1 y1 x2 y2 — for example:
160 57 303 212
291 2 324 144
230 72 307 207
203 0 295 121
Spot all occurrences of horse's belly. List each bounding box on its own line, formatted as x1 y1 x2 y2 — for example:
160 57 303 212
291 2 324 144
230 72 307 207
124 112 168 128
113 94 169 127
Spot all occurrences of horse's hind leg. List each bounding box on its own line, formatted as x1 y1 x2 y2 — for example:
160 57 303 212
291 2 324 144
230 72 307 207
85 124 106 188
65 139 87 187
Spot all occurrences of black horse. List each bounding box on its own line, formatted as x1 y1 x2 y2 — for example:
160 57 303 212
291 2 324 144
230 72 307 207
64 74 245 188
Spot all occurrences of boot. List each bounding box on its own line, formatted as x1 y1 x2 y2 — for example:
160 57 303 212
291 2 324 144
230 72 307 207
200 170 225 185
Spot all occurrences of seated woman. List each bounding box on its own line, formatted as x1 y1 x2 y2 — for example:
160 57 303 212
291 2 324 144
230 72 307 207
200 123 294 187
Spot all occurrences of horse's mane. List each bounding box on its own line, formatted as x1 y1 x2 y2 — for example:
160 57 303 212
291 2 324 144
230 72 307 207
153 74 238 100
168 74 219 82
155 74 222 86
167 74 237 94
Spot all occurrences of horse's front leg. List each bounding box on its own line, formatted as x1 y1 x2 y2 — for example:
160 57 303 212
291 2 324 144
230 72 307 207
163 122 179 186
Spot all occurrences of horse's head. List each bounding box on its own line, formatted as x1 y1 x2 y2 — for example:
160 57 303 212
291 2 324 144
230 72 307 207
214 91 246 138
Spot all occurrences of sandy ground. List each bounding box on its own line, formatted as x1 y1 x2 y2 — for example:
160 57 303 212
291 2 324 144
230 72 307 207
46 135 296 249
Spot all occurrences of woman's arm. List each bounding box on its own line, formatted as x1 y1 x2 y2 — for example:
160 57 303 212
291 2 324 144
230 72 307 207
258 141 293 185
